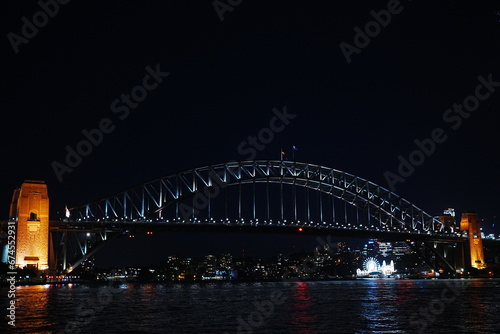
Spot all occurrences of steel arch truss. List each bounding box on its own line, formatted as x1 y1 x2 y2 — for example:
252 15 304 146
69 160 453 236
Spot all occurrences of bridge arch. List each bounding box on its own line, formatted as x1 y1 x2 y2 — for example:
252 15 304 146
69 160 452 236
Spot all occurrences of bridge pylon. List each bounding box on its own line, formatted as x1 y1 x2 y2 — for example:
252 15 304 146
9 180 50 271
460 211 486 269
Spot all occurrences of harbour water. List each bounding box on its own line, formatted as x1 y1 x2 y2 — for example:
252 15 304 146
2 278 500 333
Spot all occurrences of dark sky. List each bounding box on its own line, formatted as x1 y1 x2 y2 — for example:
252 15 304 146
2 1 499 266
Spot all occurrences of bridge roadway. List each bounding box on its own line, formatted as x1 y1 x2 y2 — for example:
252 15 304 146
46 219 466 243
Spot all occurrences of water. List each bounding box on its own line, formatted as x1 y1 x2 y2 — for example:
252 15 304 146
2 279 500 333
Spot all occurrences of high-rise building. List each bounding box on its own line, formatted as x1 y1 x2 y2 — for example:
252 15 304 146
392 241 411 256
437 208 458 232
378 242 392 257
362 239 377 256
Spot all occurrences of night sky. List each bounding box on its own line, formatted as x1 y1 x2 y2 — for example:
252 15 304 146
2 1 499 267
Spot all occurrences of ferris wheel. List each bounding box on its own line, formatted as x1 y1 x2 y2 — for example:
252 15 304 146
363 257 379 273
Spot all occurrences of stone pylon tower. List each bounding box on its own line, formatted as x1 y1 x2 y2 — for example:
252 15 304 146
9 180 49 271
460 211 486 269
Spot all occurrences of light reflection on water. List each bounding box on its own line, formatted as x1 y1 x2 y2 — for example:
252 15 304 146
290 282 317 334
1 279 499 333
11 284 53 334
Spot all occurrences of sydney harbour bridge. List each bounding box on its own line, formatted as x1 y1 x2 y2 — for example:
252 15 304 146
1 160 488 275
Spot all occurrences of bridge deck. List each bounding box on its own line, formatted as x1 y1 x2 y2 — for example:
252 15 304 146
46 220 465 243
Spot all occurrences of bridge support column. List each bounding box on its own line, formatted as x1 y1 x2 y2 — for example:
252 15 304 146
460 211 486 269
10 180 50 271
48 231 56 273
62 232 68 272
